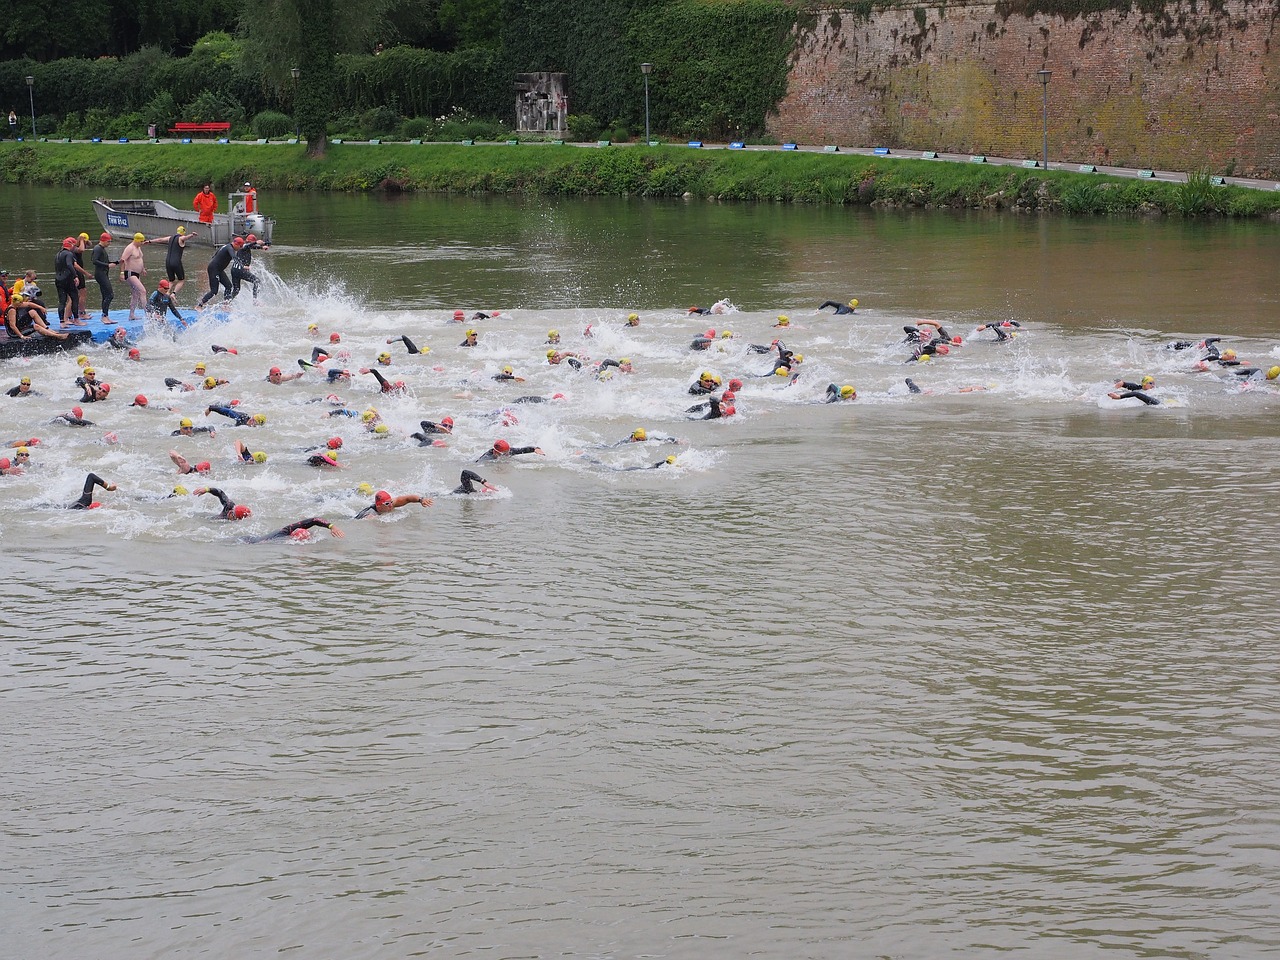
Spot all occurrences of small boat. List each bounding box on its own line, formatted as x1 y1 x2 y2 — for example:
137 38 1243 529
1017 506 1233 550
93 190 274 246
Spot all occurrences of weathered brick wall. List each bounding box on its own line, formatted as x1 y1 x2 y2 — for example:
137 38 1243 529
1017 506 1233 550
769 1 1280 178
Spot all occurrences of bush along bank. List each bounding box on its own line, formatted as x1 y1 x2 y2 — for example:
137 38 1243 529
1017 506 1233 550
2 142 1278 218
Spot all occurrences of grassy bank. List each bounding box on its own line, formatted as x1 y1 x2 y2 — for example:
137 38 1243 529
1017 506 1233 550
2 141 1277 218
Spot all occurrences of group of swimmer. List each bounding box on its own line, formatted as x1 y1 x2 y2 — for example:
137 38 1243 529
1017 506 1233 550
6 256 1280 539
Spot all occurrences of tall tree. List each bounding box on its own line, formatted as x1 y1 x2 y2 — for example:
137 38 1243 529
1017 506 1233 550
240 0 429 157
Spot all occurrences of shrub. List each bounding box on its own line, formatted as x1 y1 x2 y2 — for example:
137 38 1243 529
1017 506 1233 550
253 111 294 139
1173 169 1219 216
184 89 244 125
360 105 402 138
401 117 434 139
142 90 180 133
567 114 601 142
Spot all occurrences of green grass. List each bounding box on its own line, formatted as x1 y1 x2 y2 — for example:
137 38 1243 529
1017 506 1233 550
2 141 1277 217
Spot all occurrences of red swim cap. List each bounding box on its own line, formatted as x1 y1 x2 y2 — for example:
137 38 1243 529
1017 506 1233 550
721 390 736 401
0 458 9 469
375 490 392 504
232 237 245 248
441 416 454 427
231 504 251 520
493 439 511 453
951 336 963 345
327 437 342 450
72 406 84 419
195 461 211 473
128 348 141 359
99 232 112 242
722 403 737 417
62 237 75 249
330 332 341 342
131 394 147 406
99 383 110 394
453 310 465 320
269 367 281 376
290 528 310 541
158 279 170 290
728 379 743 392
936 344 950 355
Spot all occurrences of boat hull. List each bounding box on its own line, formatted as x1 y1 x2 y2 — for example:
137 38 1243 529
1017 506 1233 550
93 199 274 246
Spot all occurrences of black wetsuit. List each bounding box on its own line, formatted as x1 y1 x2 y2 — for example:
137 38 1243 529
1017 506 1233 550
818 300 856 315
6 385 35 397
171 425 216 436
164 377 193 391
246 517 335 543
689 382 717 396
908 343 946 362
475 446 537 462
388 335 422 354
690 337 714 351
453 470 491 494
512 396 550 404
411 420 452 443
207 404 254 426
54 412 94 426
492 372 520 381
905 378 923 394
230 241 265 300
68 472 111 509
978 321 1022 342
92 241 115 315
147 289 183 321
460 337 477 347
198 243 236 306
688 397 727 420
1111 389 1160 405
824 383 852 402
202 487 237 518
54 248 78 320
165 234 186 282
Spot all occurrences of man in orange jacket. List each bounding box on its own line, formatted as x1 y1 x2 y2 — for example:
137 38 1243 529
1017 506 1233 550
193 183 217 223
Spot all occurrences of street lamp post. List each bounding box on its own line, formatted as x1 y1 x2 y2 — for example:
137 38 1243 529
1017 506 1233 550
290 67 300 140
25 75 36 138
640 63 652 145
1037 69 1051 170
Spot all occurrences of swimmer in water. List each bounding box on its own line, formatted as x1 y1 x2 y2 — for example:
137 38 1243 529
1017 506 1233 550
817 298 858 315
615 427 681 446
687 394 736 420
386 334 429 355
206 405 267 427
475 438 545 462
192 487 252 520
66 472 117 509
690 330 716 351
547 350 584 369
689 371 721 395
307 450 344 468
80 381 112 403
1107 375 1160 405
244 518 344 543
453 469 499 494
164 377 197 392
492 365 525 382
824 383 857 402
53 407 95 427
234 441 268 464
975 320 1022 342
545 329 561 344
266 365 305 384
460 328 479 347
410 417 454 443
360 368 407 394
173 417 216 437
625 313 640 327
169 451 212 474
907 341 950 362
6 376 37 397
595 358 633 377
353 490 433 518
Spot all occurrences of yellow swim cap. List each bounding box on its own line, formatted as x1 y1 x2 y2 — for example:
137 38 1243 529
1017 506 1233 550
700 370 713 380
548 329 559 338
632 428 647 441
775 367 790 376
361 410 377 422
1268 366 1280 380
79 232 90 241
665 455 677 465
721 330 733 339
16 446 30 455
357 482 375 496
76 355 88 366
374 423 389 434
82 367 95 376
378 352 391 362
252 413 267 425
776 315 790 325
547 349 557 359
1141 375 1155 387
307 322 318 331
465 328 477 337
619 357 631 365
177 226 186 235
502 365 513 375
419 345 431 354
133 232 145 242
204 376 217 388
173 485 189 496
252 451 268 463
180 418 193 428
849 298 859 308
917 353 932 362
627 313 639 321
194 362 206 370
793 354 804 364
840 385 855 399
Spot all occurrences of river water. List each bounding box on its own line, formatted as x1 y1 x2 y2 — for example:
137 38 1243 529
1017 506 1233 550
3 186 1280 959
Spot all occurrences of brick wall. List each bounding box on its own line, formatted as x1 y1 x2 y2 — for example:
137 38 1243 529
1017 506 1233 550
769 1 1280 178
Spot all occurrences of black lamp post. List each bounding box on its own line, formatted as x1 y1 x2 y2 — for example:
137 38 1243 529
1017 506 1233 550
640 63 652 144
1037 69 1051 170
25 75 35 138
290 67 300 140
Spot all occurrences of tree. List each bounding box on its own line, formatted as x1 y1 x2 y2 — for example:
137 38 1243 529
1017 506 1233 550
240 0 430 157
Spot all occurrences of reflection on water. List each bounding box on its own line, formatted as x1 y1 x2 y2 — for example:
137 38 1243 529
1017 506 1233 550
3 187 1280 959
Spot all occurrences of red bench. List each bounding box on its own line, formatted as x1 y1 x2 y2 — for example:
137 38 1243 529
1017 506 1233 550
170 122 231 136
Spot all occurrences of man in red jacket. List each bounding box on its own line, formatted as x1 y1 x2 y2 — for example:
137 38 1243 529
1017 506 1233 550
193 183 217 224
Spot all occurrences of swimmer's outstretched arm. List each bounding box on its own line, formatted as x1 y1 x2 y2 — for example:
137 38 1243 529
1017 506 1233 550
387 335 421 353
69 472 115 509
195 487 234 513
